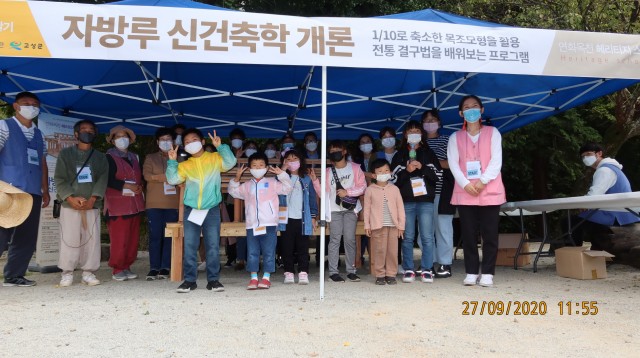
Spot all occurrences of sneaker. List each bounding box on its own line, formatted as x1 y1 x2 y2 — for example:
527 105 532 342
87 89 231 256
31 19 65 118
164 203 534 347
435 265 452 278
123 269 138 280
197 261 207 272
397 265 405 275
385 276 397 285
298 272 309 285
257 278 271 289
146 270 159 281
112 271 128 281
157 269 170 279
3 276 36 287
421 270 434 283
478 274 494 287
347 273 361 282
247 279 259 290
463 274 479 286
375 277 386 285
402 271 416 283
82 273 101 286
283 272 295 284
330 274 345 282
60 273 73 287
206 280 225 292
223 259 235 268
176 280 197 293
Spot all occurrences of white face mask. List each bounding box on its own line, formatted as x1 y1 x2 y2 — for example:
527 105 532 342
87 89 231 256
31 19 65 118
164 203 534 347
360 143 373 154
265 149 276 159
185 141 203 154
305 141 318 152
376 173 391 183
175 135 182 146
407 133 422 144
231 139 243 149
250 168 267 179
245 148 257 157
159 140 173 152
19 105 40 120
381 137 396 148
423 122 439 134
582 155 597 167
115 137 130 150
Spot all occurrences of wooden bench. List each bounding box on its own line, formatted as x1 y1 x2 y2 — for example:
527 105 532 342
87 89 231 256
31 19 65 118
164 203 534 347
164 158 371 282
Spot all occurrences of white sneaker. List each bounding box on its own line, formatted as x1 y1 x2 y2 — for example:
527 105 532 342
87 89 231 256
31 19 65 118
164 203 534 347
60 273 73 287
82 273 101 286
298 272 309 285
478 274 494 287
197 261 207 272
283 272 295 284
463 274 479 286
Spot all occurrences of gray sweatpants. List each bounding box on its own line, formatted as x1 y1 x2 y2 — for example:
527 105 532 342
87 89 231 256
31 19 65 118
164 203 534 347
328 210 358 275
58 207 101 274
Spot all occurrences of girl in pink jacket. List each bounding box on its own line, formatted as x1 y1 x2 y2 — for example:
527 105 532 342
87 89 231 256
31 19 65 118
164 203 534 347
229 152 292 290
363 159 405 285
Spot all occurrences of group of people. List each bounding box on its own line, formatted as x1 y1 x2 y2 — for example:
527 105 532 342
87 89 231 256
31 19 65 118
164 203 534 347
1 91 634 292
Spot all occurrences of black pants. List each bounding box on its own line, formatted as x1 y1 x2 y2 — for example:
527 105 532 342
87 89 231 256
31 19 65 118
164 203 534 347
281 219 310 273
0 194 42 279
566 216 613 249
458 204 501 275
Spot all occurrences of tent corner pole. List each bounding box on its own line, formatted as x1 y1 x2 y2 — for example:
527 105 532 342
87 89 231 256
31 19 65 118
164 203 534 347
319 66 328 301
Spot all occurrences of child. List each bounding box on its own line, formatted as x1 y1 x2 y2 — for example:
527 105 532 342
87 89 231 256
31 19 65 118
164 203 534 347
229 152 293 290
278 150 318 285
363 159 405 285
166 128 236 293
311 140 367 282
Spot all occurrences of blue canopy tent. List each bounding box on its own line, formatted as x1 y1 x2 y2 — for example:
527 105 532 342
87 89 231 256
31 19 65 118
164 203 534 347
1 0 637 139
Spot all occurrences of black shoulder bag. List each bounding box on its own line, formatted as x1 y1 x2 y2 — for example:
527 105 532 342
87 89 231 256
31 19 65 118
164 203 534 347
53 149 94 218
331 166 358 211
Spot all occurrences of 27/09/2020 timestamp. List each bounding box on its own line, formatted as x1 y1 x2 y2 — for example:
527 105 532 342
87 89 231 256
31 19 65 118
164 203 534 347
461 301 599 315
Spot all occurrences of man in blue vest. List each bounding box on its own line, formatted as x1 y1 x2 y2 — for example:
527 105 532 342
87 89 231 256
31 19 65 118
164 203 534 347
0 91 50 287
572 142 640 249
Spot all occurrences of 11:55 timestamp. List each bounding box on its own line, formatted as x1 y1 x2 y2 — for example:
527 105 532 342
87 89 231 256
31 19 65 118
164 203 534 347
557 301 599 315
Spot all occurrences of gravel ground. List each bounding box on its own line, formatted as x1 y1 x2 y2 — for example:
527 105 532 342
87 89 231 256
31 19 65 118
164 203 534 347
1 250 639 357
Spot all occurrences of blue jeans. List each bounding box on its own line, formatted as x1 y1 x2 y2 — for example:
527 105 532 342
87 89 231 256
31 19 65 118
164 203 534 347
432 194 454 266
402 201 435 271
183 206 221 282
246 226 277 273
146 208 178 271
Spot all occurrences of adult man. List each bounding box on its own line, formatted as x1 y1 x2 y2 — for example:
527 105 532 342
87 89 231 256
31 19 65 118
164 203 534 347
573 143 640 249
54 120 108 287
0 91 50 287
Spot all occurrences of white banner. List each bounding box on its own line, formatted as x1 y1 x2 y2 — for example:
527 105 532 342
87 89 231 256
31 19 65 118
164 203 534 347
1 0 640 78
35 113 76 267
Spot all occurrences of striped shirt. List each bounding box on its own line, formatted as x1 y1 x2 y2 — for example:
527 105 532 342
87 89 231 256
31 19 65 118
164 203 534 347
427 135 448 195
0 118 47 156
382 196 394 227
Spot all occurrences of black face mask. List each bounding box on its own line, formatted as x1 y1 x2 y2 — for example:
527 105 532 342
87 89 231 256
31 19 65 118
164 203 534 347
78 132 96 144
329 151 344 162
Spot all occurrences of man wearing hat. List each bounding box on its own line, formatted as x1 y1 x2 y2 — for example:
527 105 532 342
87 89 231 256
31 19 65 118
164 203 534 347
0 181 33 229
54 120 108 287
0 91 50 287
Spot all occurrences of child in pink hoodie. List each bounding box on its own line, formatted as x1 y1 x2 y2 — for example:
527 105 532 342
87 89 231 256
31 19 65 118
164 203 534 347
363 159 405 285
229 152 292 290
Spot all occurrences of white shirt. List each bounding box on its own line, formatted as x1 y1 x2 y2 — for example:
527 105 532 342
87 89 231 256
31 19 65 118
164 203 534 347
447 127 502 189
287 175 303 219
330 164 354 212
587 158 621 196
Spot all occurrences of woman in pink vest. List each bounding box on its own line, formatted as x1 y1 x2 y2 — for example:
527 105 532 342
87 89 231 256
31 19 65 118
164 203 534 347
447 95 506 288
105 125 145 282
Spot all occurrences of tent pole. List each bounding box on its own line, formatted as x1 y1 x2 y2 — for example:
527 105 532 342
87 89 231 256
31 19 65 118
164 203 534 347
319 65 328 301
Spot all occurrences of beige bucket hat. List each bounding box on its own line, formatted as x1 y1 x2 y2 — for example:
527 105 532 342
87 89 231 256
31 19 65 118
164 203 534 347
106 125 136 144
0 180 33 228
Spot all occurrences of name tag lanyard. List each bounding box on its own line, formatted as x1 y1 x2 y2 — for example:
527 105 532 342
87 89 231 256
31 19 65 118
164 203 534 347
72 149 95 186
464 130 483 180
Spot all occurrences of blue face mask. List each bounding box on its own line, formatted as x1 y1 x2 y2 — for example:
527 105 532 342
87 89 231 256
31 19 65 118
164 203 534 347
463 108 482 123
283 142 294 150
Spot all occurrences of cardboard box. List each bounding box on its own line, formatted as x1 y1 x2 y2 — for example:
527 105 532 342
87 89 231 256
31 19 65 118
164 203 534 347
555 246 614 279
495 233 530 267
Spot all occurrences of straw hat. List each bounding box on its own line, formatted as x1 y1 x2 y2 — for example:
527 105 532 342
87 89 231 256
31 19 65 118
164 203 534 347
106 125 136 144
0 181 33 228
